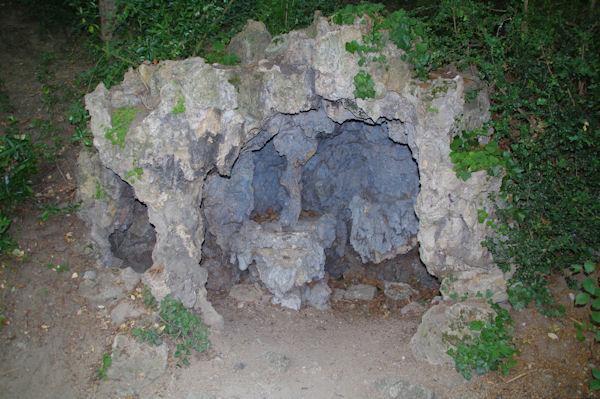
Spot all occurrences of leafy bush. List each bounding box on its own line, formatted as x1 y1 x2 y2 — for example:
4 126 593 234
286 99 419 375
446 305 519 380
414 0 599 311
70 0 346 88
571 260 600 390
0 119 39 204
133 287 210 367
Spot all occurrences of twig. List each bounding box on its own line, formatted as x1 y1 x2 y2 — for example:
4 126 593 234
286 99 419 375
1 368 20 376
504 370 534 383
569 316 583 325
55 161 69 185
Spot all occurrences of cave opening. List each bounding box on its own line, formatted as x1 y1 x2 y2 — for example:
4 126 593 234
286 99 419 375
108 189 156 274
201 111 439 309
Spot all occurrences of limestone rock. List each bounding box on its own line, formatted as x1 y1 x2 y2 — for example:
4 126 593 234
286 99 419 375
410 300 495 366
373 376 435 399
226 20 272 65
103 334 168 396
344 284 377 301
229 283 265 303
302 280 332 310
383 281 418 302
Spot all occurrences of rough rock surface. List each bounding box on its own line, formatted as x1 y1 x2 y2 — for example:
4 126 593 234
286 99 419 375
410 300 495 366
102 334 168 396
344 284 377 301
79 13 507 358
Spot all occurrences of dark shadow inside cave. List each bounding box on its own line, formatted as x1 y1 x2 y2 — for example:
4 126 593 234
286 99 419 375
201 113 439 306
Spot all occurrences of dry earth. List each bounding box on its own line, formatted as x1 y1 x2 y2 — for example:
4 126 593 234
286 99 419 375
0 5 597 399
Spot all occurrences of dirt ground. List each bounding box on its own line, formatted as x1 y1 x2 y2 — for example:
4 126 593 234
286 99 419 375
0 6 598 399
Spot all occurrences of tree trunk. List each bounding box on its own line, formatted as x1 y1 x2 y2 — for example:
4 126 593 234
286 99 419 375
99 0 117 41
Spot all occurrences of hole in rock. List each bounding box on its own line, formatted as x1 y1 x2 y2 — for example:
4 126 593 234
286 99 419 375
202 115 439 309
108 195 156 274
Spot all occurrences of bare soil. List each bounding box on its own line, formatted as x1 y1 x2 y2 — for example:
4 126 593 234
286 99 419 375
0 6 597 399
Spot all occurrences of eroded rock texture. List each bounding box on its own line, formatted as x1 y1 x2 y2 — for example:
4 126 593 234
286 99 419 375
78 15 508 331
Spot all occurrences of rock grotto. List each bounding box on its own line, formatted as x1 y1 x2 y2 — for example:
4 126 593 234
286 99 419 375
77 14 512 365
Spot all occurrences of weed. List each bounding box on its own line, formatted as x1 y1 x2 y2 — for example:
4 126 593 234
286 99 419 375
0 78 14 113
96 351 112 380
353 70 375 99
94 181 107 203
104 106 136 148
46 263 70 273
172 96 186 114
67 98 93 147
39 202 80 222
0 119 39 205
571 260 600 390
446 304 519 380
124 160 143 184
133 286 210 367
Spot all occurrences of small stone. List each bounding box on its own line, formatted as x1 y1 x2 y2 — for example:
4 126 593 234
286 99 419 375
331 288 345 302
264 351 290 374
104 334 168 396
229 283 264 303
383 281 418 301
83 270 96 280
302 280 331 310
400 302 424 315
344 284 376 301
233 362 246 371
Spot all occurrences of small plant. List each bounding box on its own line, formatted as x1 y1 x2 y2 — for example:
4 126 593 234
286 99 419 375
46 263 70 273
333 3 433 99
172 96 186 114
446 304 519 380
124 159 143 183
133 287 210 367
94 181 108 202
353 70 376 99
104 106 136 148
0 305 6 328
0 78 14 113
96 351 112 380
39 202 80 222
571 260 600 390
68 98 93 147
142 284 159 309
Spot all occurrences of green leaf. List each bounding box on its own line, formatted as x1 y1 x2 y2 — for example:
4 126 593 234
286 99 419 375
572 264 583 273
593 368 600 380
575 292 590 305
592 297 600 310
583 278 596 295
590 379 600 390
584 260 596 274
470 320 485 331
591 311 600 324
